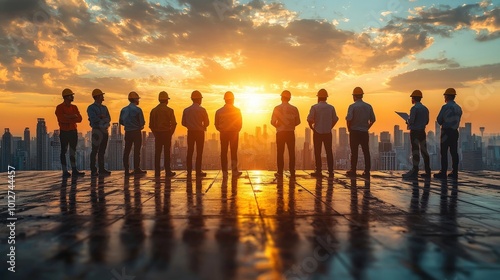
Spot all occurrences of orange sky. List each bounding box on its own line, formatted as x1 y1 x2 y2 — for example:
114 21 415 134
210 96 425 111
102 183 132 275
1 0 499 137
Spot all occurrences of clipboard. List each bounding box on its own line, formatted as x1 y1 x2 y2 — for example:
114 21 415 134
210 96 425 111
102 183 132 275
395 111 409 122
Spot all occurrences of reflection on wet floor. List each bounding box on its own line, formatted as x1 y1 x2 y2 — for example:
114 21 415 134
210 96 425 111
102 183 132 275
1 170 500 279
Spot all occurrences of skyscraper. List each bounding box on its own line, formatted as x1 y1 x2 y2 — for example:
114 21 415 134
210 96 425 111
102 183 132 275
36 118 48 170
24 127 30 170
49 130 61 170
394 125 403 147
1 128 13 172
108 123 123 170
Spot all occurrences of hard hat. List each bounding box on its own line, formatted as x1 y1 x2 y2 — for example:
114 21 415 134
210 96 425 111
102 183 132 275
62 88 75 97
410 90 422 98
159 91 170 100
444 88 456 96
92 88 105 97
128 91 140 99
281 90 291 98
191 90 203 99
352 87 364 95
224 91 234 100
317 88 328 98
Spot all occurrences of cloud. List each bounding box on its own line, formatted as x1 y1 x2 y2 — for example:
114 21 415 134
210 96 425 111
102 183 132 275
387 63 500 91
0 0 497 97
402 3 500 41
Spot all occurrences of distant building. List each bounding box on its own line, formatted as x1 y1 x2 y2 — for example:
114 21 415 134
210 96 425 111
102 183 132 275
394 125 403 148
49 130 61 170
1 128 13 172
36 118 48 170
24 127 30 170
108 123 123 170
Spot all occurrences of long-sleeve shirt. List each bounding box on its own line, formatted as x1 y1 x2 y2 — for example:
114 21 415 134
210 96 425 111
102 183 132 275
182 103 209 131
271 102 301 132
149 103 177 133
119 103 145 131
437 100 462 130
55 103 82 131
307 101 339 134
87 102 111 129
215 104 242 132
408 102 429 130
346 99 376 132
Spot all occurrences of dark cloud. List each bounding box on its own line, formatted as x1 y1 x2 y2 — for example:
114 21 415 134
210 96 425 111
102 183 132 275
418 57 460 68
0 0 51 24
387 63 500 91
1 0 498 95
399 3 500 41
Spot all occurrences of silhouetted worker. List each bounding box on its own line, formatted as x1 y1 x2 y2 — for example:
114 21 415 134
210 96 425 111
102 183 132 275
55 88 85 177
215 91 243 177
403 90 431 179
119 91 147 176
346 87 375 178
87 89 111 177
271 90 301 178
150 91 177 177
307 88 339 178
182 90 209 177
434 88 462 179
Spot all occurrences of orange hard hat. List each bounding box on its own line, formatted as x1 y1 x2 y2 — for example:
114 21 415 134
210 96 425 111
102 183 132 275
410 90 423 98
317 88 328 98
159 91 170 100
62 88 75 97
352 87 364 95
92 88 105 97
224 91 234 100
444 88 456 96
128 91 140 99
191 90 203 99
281 90 291 98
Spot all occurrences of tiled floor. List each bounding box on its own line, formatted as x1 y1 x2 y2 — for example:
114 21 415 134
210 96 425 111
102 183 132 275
1 170 500 279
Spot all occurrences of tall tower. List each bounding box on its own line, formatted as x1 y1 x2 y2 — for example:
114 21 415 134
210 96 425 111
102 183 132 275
108 123 123 170
1 128 13 171
24 127 30 170
36 118 48 170
394 125 403 147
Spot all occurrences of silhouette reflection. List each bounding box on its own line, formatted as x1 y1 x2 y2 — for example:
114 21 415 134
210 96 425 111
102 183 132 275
275 178 299 272
120 176 145 262
310 178 336 276
216 176 239 280
56 176 80 264
439 179 462 279
183 177 206 274
406 178 431 277
348 178 372 280
151 177 175 269
89 176 108 263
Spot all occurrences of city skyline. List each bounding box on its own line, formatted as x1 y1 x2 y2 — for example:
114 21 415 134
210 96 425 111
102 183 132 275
2 118 499 172
1 1 500 135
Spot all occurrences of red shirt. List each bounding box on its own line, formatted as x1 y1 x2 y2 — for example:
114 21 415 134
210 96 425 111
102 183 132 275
55 102 83 131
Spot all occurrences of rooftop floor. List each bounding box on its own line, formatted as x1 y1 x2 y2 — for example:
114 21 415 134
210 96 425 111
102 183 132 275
1 170 500 280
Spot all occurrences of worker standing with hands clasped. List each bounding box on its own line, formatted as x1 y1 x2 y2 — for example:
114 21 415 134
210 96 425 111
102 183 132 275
215 91 243 177
307 88 339 178
402 90 431 179
119 91 147 176
87 88 111 177
345 87 375 178
434 88 462 180
150 91 177 177
55 88 85 177
271 90 301 179
182 90 210 177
